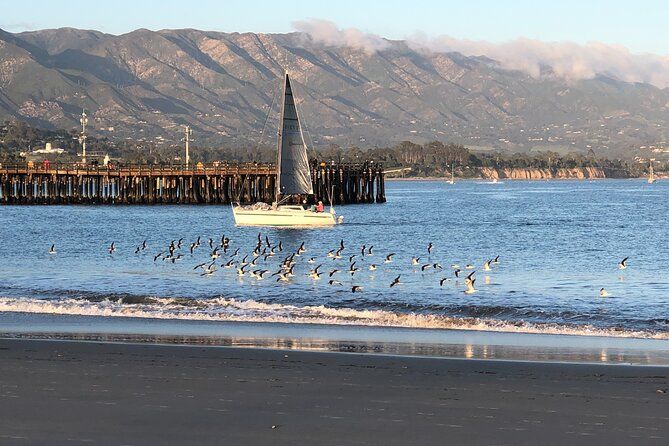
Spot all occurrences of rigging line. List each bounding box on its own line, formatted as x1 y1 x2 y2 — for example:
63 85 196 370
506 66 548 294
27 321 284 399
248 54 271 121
295 79 317 152
236 77 281 204
252 80 281 156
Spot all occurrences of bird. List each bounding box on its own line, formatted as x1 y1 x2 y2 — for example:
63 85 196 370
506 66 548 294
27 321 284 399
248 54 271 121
154 252 163 262
141 240 148 250
329 280 342 286
421 263 431 271
309 265 323 280
351 285 362 293
193 262 207 270
454 269 461 278
464 271 477 294
308 257 316 264
348 255 357 263
465 278 477 294
618 257 629 270
367 245 374 256
108 242 116 254
201 268 216 277
492 255 500 264
329 269 339 277
483 260 492 271
384 253 395 263
600 288 611 297
48 244 56 254
465 264 475 270
349 262 359 275
439 277 451 286
390 275 401 287
368 264 377 271
252 270 269 280
411 257 421 265
427 242 433 255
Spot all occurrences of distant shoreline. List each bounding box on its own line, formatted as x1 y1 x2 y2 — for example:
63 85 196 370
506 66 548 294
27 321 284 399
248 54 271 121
386 176 654 181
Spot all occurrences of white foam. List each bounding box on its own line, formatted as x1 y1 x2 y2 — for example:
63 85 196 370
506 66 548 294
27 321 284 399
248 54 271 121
0 296 666 340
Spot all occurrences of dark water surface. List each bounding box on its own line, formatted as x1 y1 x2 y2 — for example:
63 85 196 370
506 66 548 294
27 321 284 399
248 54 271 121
1 179 668 339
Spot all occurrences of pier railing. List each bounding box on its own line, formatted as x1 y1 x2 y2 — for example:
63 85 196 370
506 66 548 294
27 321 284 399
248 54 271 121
0 161 385 205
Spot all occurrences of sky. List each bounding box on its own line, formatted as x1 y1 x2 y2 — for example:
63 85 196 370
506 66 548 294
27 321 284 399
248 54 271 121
1 0 668 55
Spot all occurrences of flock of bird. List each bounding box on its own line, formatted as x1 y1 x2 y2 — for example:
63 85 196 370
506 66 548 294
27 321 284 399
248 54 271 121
46 233 503 295
46 235 629 297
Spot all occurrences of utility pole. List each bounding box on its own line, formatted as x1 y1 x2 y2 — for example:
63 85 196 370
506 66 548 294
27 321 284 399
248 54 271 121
79 110 88 164
184 125 193 167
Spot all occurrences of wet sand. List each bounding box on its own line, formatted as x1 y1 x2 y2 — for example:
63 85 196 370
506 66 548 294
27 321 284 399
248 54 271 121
1 338 668 445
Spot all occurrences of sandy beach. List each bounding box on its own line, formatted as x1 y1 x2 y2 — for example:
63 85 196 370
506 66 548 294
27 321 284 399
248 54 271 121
1 338 667 445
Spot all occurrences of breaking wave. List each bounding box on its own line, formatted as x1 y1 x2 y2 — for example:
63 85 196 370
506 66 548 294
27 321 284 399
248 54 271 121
0 295 667 340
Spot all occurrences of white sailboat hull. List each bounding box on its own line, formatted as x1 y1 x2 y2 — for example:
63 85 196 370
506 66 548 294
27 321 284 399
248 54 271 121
232 205 337 227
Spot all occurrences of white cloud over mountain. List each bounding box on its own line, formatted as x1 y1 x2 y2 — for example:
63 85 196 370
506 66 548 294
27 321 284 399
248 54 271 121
293 19 669 88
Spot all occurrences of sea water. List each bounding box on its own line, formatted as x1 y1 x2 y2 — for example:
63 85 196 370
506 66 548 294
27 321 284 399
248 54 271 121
0 179 668 340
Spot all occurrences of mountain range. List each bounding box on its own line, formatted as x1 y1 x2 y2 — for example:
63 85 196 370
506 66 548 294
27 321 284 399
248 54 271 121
1 27 668 156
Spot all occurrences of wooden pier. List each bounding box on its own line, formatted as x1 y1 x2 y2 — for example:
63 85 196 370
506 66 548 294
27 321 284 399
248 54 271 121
0 161 385 205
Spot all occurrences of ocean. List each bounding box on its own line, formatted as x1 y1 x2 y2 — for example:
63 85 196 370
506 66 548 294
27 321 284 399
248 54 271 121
0 179 668 340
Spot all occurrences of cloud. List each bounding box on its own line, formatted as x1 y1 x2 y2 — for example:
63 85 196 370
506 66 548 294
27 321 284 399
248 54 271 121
292 19 389 54
409 34 669 88
293 19 669 88
0 22 38 31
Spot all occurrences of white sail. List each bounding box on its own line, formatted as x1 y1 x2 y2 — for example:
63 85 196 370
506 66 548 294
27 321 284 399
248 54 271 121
277 73 313 197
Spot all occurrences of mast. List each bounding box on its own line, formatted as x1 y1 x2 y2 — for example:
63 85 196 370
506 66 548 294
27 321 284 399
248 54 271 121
275 71 288 204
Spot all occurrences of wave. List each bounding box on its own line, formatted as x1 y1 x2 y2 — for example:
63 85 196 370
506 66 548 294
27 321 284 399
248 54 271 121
0 295 667 340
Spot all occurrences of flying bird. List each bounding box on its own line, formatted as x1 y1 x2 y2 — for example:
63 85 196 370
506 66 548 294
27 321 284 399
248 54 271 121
390 275 401 288
618 257 629 270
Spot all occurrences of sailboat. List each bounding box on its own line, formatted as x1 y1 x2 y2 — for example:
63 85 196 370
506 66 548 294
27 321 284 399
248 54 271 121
648 159 656 184
448 164 455 184
232 73 339 227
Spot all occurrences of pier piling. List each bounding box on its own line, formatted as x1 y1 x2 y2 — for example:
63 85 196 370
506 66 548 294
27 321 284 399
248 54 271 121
0 162 385 205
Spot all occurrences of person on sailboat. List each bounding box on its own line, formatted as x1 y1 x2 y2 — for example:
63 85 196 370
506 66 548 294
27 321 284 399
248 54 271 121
316 201 324 213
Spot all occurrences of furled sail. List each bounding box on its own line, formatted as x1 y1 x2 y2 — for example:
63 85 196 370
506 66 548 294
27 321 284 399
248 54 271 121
277 73 313 196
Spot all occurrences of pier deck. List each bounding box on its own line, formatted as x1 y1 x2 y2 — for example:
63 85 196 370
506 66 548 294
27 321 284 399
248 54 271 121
0 161 385 205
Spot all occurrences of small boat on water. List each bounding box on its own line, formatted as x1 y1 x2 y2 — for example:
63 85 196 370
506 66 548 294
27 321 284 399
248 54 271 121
447 164 455 184
648 159 656 184
232 72 340 227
